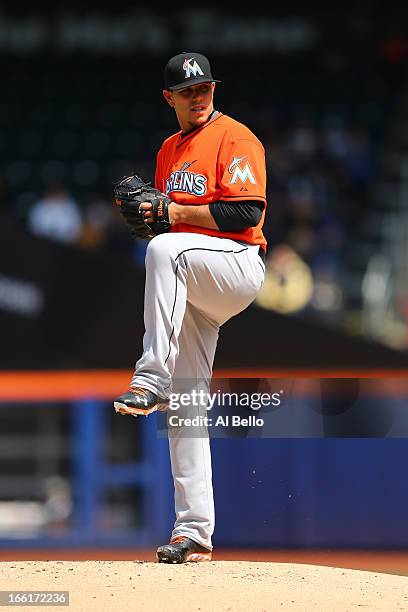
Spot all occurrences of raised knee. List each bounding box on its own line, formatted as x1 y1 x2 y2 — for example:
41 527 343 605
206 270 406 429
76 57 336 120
146 233 179 264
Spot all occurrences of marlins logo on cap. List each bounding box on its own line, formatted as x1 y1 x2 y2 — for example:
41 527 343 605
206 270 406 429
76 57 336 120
183 57 204 79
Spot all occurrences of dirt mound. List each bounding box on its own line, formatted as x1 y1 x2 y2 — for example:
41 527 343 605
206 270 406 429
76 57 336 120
1 560 407 611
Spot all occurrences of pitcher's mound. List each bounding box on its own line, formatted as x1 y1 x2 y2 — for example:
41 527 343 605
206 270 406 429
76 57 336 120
1 560 407 611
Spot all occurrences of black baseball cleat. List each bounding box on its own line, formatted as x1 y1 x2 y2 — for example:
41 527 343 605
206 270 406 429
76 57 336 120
114 387 168 417
156 536 212 563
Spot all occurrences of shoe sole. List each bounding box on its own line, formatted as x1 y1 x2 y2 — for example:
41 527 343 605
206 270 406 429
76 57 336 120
156 550 212 564
114 400 169 417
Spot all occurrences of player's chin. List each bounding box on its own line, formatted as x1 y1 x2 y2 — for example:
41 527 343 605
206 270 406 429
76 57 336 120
189 109 210 125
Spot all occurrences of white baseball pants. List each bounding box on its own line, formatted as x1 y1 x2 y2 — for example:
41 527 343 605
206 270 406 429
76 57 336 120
131 232 265 550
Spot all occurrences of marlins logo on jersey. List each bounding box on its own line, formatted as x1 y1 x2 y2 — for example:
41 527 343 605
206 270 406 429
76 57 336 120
228 156 256 184
166 161 207 196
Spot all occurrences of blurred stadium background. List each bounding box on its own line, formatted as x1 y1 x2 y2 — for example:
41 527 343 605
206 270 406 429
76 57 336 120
1 2 408 572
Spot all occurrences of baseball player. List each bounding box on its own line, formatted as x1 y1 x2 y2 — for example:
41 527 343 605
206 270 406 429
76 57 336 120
114 52 267 563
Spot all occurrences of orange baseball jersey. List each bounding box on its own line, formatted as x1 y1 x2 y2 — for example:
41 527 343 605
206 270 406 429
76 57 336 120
154 112 267 251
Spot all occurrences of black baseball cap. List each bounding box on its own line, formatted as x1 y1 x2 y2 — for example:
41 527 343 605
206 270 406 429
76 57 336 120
164 52 221 91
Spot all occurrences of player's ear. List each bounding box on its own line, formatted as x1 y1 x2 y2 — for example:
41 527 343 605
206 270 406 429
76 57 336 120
163 90 175 108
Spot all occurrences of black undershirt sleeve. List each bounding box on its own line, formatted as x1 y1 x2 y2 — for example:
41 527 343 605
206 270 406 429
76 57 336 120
208 200 264 232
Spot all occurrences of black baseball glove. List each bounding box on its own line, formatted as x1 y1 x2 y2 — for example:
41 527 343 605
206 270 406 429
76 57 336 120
113 174 172 239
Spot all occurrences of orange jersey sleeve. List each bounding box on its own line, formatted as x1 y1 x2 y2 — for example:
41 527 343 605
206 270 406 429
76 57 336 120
217 135 266 203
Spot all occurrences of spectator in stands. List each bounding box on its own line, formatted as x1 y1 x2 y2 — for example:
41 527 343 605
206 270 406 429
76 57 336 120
27 184 82 245
76 192 147 266
77 192 114 250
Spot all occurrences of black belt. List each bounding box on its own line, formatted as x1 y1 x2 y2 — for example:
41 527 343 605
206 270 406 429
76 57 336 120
233 240 266 264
